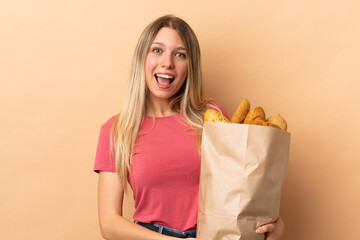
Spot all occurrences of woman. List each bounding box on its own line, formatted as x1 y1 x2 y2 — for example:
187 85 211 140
94 15 284 239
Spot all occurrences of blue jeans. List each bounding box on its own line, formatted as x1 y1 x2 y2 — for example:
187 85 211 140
136 221 196 238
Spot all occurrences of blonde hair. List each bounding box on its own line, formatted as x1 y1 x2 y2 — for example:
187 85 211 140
111 15 218 190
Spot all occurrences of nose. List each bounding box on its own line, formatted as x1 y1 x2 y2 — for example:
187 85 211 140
160 53 174 69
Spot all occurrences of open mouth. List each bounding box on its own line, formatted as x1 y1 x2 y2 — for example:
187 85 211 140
155 73 175 87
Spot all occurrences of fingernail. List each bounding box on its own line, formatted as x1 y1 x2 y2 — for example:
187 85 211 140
256 229 262 234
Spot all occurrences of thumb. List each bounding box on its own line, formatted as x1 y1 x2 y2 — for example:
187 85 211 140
256 223 275 235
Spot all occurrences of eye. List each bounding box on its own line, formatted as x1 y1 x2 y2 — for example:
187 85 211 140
152 48 162 54
175 52 186 58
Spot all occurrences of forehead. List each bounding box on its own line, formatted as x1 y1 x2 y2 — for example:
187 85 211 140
152 27 186 48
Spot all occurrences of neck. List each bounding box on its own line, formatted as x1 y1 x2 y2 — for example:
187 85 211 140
146 97 175 117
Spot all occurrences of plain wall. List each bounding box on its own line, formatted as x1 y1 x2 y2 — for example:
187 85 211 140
1 1 359 239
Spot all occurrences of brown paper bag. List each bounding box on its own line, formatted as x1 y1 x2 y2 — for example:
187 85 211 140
197 122 290 240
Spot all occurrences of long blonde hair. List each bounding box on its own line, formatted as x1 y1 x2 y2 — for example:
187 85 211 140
111 15 217 189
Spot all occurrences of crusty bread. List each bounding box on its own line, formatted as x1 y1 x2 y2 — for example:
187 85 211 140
204 99 288 131
204 109 230 123
243 107 266 123
231 98 250 123
246 119 280 129
266 114 288 131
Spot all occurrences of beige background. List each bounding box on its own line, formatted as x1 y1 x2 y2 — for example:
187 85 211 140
1 0 359 239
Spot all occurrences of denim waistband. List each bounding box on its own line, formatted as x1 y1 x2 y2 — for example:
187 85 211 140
136 221 196 238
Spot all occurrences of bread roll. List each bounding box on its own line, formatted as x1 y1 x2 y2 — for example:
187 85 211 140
246 119 281 129
243 107 266 123
266 114 287 131
204 109 230 123
231 98 250 123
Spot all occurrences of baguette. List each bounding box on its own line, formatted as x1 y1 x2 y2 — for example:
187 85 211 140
231 98 250 123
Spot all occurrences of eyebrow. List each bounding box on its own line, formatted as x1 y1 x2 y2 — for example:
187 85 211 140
152 42 187 51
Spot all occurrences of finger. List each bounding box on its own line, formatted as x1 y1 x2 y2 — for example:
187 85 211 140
256 223 275 234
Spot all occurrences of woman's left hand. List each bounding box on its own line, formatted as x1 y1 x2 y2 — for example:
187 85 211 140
255 216 284 240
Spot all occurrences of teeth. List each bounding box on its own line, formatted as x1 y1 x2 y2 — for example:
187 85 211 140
156 74 174 79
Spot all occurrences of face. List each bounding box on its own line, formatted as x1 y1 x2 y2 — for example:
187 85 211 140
145 27 188 104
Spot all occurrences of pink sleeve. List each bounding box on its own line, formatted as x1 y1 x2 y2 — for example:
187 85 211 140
208 100 231 120
94 116 117 173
